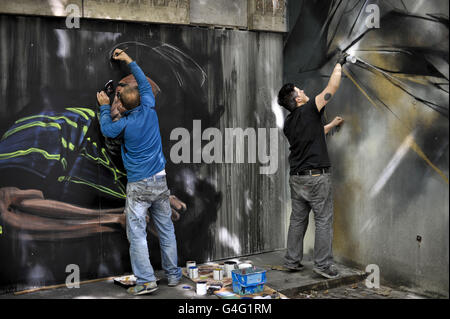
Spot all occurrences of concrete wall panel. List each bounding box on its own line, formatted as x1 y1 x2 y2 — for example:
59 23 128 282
0 0 288 33
248 0 287 32
0 0 81 17
84 0 190 24
190 0 247 28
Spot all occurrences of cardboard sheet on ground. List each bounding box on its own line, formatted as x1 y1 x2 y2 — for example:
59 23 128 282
114 275 137 287
113 275 161 287
266 265 295 271
214 284 288 299
182 264 233 286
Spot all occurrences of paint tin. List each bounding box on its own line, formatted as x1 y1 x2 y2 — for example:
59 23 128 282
189 266 198 279
186 261 196 270
196 281 207 296
224 261 238 278
213 268 224 281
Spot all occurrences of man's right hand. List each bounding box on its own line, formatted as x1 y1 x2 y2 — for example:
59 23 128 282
112 49 133 64
97 91 110 106
337 52 349 66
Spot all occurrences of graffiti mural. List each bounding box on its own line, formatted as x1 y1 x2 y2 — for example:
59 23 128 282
285 0 448 295
0 15 286 292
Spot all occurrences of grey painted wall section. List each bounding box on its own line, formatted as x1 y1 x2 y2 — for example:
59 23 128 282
84 0 190 24
209 30 289 258
284 0 449 297
248 0 287 32
0 0 81 16
190 0 247 28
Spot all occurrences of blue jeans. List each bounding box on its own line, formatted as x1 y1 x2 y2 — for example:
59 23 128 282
125 175 182 285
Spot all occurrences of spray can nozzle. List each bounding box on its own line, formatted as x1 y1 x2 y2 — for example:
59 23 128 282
346 55 357 64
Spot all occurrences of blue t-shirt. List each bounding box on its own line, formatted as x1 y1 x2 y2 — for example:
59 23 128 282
99 61 166 182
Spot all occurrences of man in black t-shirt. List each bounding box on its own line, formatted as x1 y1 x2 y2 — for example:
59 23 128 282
278 53 347 279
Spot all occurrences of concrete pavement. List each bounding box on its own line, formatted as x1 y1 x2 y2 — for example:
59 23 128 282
2 249 424 299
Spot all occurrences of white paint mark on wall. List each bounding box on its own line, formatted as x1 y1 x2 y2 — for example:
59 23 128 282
81 30 122 43
176 169 196 196
218 227 241 255
244 189 253 217
369 132 415 198
28 263 53 282
55 29 70 59
271 95 284 129
154 43 207 87
360 216 377 234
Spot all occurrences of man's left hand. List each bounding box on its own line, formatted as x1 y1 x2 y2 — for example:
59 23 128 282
97 91 110 106
332 116 344 127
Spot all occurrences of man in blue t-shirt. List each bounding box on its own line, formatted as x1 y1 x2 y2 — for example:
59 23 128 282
97 48 182 295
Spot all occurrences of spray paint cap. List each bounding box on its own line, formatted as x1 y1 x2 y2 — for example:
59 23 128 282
346 55 357 64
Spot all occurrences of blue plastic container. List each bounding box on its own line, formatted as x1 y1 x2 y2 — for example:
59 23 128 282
231 267 267 295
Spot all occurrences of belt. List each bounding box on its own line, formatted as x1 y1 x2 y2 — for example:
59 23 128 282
147 173 166 182
150 169 166 181
151 174 165 181
291 168 330 176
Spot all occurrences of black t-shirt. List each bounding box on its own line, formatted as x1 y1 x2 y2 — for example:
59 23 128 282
283 99 331 174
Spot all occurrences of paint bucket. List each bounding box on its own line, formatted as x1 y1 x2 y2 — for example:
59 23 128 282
224 261 238 278
213 268 224 281
196 281 207 296
189 266 198 279
186 261 196 270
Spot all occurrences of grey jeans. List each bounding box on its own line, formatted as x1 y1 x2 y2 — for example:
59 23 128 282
285 173 334 271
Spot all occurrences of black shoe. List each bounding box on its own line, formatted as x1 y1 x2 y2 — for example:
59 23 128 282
313 265 340 279
284 263 304 272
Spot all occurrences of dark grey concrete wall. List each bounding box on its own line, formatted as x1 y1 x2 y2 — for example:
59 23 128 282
284 0 449 297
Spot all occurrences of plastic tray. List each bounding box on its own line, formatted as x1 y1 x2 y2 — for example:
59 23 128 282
231 267 267 295
231 267 267 286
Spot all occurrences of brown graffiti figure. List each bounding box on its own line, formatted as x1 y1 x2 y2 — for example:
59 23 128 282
0 187 186 240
